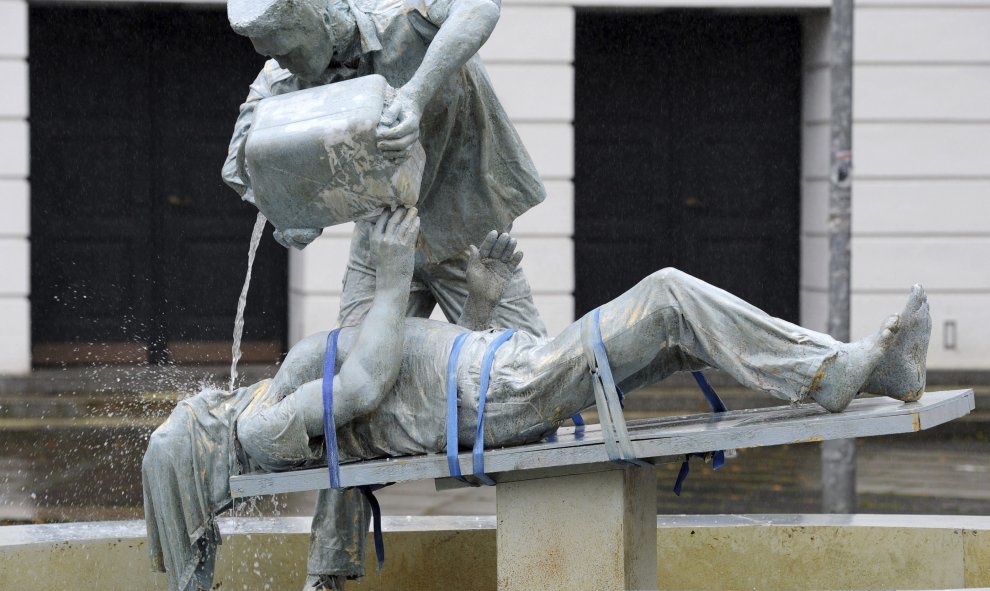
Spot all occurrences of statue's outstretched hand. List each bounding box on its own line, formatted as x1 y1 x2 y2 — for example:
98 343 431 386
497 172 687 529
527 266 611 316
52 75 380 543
371 207 419 289
466 231 523 306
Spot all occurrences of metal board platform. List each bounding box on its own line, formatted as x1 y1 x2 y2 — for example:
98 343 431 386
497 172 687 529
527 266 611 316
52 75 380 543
229 389 974 498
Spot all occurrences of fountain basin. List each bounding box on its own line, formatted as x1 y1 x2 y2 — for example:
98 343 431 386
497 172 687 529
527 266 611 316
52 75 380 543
1 514 988 590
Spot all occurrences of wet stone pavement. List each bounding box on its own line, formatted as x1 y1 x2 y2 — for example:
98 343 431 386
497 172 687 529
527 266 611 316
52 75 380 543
1 375 988 524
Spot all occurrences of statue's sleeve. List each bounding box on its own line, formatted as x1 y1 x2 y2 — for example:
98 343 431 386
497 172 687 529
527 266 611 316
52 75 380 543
411 0 500 27
221 63 277 203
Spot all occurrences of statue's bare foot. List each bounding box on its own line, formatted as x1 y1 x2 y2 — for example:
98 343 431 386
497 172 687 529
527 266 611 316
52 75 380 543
810 314 899 413
862 284 931 402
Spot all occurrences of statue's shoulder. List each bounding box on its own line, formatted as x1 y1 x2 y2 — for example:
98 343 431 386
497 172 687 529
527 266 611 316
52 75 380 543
261 59 294 84
253 58 301 97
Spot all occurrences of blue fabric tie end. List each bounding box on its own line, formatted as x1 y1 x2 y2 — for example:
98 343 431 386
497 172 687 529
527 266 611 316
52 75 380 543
673 458 690 496
713 449 725 470
359 485 386 572
672 371 730 494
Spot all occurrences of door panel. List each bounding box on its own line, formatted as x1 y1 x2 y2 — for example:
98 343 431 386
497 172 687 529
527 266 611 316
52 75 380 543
30 5 286 365
575 11 802 322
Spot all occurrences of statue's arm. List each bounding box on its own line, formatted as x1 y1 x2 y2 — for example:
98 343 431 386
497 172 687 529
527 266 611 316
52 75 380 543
333 208 420 415
406 0 500 106
458 230 523 330
377 0 500 156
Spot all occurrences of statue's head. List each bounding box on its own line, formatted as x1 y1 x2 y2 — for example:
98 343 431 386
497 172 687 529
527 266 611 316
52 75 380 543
228 0 350 81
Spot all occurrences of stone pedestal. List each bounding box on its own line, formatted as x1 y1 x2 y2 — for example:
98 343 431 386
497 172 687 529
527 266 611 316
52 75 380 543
495 466 657 591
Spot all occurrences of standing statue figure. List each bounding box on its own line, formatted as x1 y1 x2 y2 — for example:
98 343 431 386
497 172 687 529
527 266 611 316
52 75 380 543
143 209 931 591
220 0 548 588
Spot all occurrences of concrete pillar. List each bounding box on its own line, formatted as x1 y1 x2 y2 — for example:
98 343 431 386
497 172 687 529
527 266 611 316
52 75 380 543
496 466 657 591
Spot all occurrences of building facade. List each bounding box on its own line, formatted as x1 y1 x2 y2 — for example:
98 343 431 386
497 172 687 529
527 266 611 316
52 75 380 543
0 0 987 373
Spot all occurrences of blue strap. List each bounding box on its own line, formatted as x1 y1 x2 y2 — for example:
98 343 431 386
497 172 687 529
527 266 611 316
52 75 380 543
692 370 726 470
324 330 389 570
586 308 650 467
673 370 728 495
358 484 387 572
692 370 727 413
322 329 343 489
571 413 586 440
445 332 472 483
472 329 518 485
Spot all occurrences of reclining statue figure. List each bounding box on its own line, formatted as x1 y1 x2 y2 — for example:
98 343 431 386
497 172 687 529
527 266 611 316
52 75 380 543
144 207 931 591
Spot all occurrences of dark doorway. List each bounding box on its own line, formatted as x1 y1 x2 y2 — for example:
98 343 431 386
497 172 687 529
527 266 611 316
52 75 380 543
30 5 287 365
574 11 802 322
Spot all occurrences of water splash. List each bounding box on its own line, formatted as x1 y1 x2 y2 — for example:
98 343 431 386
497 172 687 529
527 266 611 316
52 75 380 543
230 212 268 391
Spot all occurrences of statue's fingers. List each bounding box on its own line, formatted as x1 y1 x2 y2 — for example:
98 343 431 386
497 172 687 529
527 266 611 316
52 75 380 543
374 210 390 237
479 230 499 258
377 111 418 140
491 233 511 260
377 131 418 153
397 207 418 239
384 207 405 236
468 244 480 261
509 250 524 269
501 238 518 263
379 101 401 128
403 216 421 243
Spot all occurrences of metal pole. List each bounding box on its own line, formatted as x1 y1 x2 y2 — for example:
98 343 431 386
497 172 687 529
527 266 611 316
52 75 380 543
821 0 857 514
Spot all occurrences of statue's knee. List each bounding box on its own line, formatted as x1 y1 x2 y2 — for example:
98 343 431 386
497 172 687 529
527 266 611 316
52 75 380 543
284 331 330 366
650 267 685 288
235 414 264 458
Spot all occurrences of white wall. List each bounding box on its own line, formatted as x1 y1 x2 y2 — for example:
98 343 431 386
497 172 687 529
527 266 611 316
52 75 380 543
0 0 30 374
849 0 990 369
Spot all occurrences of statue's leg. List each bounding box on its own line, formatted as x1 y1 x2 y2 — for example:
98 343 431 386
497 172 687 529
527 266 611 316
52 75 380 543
268 331 331 400
585 268 902 411
486 268 902 443
144 404 231 591
183 531 218 591
236 384 324 472
420 246 548 337
306 488 371 586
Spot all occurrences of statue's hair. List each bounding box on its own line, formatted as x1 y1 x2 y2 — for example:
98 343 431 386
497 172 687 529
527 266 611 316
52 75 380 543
228 0 341 37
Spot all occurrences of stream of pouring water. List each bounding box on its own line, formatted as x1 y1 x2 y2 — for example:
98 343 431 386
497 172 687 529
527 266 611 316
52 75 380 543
230 212 268 391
